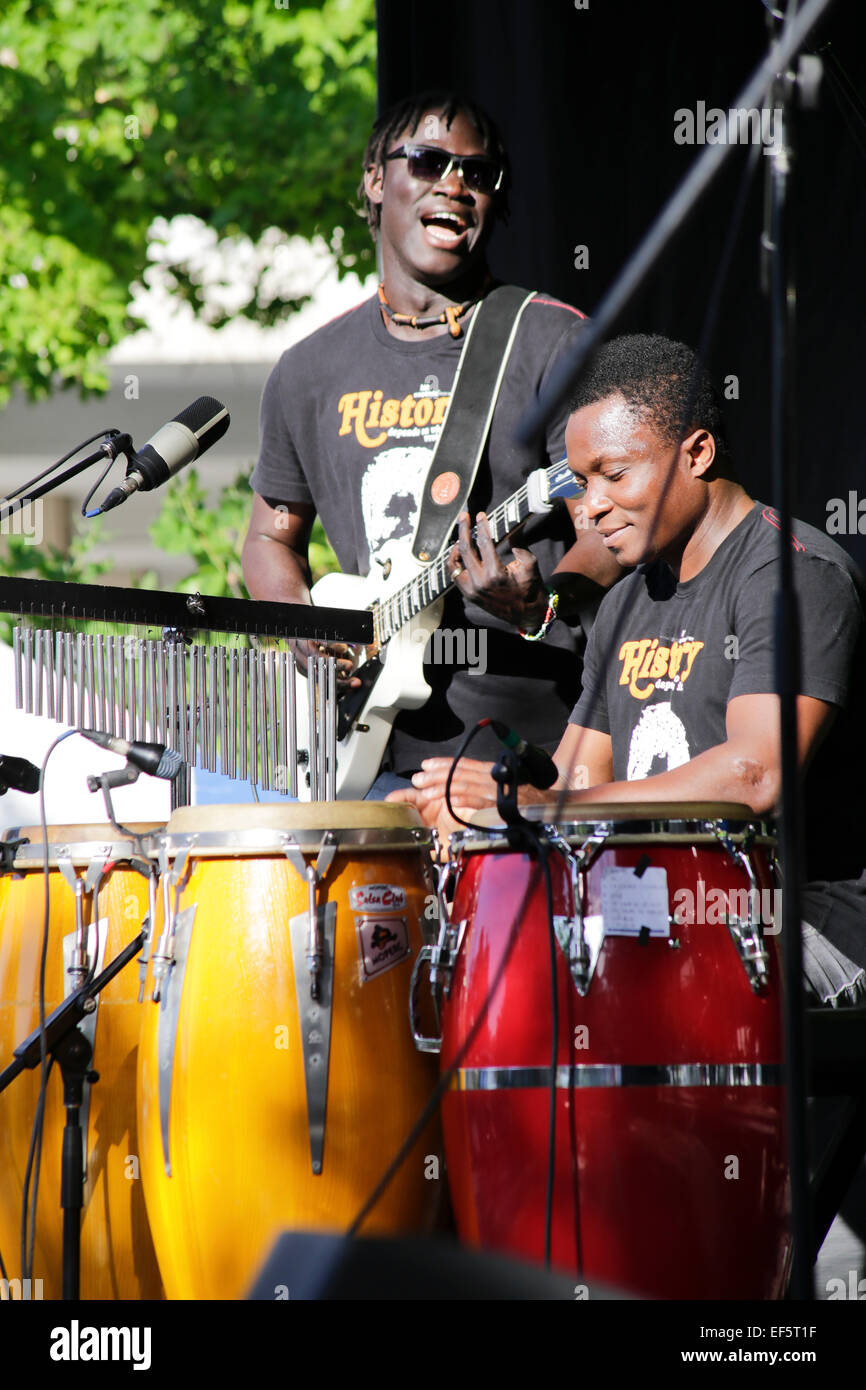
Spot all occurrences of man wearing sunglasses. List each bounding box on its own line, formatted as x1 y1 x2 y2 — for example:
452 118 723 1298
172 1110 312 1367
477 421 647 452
243 91 619 797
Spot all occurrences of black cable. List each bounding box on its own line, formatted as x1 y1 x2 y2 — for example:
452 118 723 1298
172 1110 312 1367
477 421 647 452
347 834 549 1239
0 430 122 506
21 1056 54 1285
444 717 495 829
80 453 119 519
20 730 77 1283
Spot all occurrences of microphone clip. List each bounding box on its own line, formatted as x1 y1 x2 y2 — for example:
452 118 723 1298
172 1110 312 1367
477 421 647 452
100 432 134 464
87 763 140 838
491 749 534 836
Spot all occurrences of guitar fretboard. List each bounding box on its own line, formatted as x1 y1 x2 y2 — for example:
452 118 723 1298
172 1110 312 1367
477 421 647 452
371 462 577 644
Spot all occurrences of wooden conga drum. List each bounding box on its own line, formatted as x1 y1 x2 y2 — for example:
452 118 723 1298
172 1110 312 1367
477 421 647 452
137 802 441 1299
0 824 164 1299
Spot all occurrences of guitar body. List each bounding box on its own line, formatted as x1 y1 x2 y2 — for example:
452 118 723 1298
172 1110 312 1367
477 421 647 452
294 544 443 800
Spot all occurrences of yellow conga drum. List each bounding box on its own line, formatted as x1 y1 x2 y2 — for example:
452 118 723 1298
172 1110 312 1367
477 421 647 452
137 802 441 1300
0 824 164 1300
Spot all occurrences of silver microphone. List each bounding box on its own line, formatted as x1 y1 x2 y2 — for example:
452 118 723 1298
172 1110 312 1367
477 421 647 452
80 730 184 780
97 397 230 514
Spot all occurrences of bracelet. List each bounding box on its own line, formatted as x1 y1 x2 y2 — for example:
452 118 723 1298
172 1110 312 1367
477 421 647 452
519 588 558 641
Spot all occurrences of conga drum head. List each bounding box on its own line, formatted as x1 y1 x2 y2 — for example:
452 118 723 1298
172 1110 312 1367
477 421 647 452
5 822 163 866
464 799 767 833
159 800 428 853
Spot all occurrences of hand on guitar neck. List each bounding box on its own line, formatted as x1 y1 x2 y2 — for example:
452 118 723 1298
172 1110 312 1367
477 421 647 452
448 510 549 629
448 507 623 633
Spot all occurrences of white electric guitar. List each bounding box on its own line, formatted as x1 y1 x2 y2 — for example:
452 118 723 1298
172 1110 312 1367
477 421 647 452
294 457 583 799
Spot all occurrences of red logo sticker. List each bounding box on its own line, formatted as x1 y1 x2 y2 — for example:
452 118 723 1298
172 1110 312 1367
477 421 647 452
349 883 407 913
430 471 461 505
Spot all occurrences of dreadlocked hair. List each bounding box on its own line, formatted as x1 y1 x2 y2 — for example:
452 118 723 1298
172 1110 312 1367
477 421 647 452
570 334 731 465
357 89 511 235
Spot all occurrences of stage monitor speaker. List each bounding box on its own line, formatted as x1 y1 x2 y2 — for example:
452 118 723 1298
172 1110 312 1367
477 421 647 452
246 1231 634 1301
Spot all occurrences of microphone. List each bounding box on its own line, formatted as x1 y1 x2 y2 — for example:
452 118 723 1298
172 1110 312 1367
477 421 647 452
0 754 41 795
489 720 559 790
80 730 184 781
95 397 230 514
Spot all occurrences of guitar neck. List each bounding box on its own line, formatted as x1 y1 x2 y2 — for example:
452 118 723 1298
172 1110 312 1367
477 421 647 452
372 475 545 644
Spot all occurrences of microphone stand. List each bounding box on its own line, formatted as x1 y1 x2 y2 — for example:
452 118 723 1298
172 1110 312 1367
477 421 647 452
0 433 131 526
0 930 146 1300
762 8 824 1301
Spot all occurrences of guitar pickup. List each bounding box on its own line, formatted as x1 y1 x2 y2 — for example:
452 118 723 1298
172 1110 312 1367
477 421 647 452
336 656 383 740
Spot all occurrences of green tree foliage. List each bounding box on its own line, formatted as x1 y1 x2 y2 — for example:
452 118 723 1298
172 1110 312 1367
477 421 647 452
0 0 377 407
149 467 339 598
0 519 112 644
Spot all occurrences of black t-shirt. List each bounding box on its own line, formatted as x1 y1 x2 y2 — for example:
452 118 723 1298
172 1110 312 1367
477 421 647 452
571 502 866 962
253 289 592 769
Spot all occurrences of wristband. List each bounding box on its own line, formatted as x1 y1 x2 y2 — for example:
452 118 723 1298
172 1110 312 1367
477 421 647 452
519 588 558 641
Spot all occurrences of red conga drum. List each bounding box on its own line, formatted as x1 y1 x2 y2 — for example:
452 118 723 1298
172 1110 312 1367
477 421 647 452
419 802 790 1300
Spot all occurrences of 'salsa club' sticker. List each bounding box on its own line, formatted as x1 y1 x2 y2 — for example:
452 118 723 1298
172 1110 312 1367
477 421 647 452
349 883 407 913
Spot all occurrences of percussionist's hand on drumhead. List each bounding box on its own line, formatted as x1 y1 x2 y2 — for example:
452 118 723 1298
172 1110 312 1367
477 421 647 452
386 757 498 840
448 511 549 631
290 638 362 688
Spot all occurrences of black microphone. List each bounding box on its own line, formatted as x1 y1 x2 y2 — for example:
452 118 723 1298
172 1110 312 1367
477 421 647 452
96 397 230 514
489 720 559 790
0 754 41 795
80 730 184 780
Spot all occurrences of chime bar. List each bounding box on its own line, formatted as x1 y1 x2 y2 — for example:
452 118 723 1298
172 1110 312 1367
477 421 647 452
13 628 338 800
0 576 372 645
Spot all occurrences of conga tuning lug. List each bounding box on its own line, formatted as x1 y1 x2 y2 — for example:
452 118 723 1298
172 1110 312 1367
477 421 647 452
156 903 197 1176
553 916 599 995
727 917 770 993
545 829 607 995
289 902 336 1173
713 828 772 992
410 945 443 1053
0 833 29 874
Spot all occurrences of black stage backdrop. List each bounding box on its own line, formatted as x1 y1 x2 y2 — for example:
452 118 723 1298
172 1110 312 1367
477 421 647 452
376 0 866 568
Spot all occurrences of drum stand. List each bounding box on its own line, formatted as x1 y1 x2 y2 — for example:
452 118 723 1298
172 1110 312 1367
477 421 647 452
0 930 145 1299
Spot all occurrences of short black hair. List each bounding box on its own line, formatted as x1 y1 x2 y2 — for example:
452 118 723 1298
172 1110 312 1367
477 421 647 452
357 89 511 235
569 333 729 459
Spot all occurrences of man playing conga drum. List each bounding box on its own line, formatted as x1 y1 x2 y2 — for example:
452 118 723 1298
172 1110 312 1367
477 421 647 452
391 333 866 1007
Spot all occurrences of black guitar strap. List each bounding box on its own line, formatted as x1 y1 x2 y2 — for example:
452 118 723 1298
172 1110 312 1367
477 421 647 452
411 285 536 562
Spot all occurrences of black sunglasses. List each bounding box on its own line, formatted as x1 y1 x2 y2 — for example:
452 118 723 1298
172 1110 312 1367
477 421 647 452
384 143 503 197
